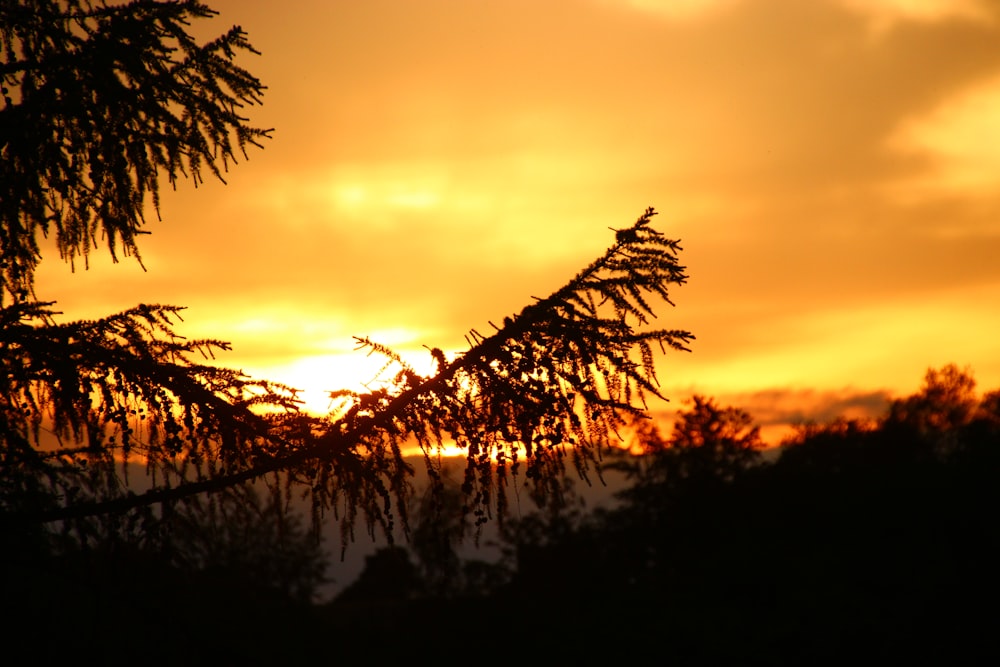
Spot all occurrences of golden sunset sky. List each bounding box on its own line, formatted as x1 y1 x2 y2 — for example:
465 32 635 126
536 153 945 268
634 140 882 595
35 0 1000 440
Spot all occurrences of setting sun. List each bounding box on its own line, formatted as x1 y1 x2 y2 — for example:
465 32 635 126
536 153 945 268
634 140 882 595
249 343 441 417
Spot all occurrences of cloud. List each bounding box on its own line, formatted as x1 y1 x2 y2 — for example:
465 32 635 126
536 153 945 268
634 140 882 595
885 74 1000 199
838 0 996 34
611 0 998 27
659 279 1000 398
643 385 892 446
716 387 893 426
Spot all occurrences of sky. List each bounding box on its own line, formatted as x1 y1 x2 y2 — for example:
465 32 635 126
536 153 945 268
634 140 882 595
35 0 1000 441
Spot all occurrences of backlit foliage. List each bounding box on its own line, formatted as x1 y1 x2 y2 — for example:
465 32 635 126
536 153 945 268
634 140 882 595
0 0 270 303
2 211 693 543
322 207 694 530
0 0 694 547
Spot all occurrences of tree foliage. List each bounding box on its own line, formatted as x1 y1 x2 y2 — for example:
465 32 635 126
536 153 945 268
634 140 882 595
0 1 694 549
0 0 270 303
615 395 763 491
1 208 693 541
885 363 980 452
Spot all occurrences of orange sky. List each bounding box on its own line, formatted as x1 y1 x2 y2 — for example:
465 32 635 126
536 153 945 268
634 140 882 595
34 0 1000 439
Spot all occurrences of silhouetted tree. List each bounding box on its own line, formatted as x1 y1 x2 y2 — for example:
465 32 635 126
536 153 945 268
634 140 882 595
978 389 1000 423
335 466 511 603
2 476 332 664
409 466 469 596
471 370 1000 662
610 395 762 515
160 483 330 603
774 417 880 474
966 388 1000 453
332 546 422 604
1 1 694 558
885 364 979 454
887 364 978 426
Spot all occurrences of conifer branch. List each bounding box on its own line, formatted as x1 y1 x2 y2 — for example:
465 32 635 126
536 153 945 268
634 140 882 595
3 209 693 535
0 0 271 304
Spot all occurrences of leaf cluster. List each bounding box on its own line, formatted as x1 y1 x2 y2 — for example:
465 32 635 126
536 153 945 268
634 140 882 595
0 300 301 522
0 0 270 302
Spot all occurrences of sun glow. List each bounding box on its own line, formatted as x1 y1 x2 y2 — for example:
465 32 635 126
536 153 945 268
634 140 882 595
257 349 481 458
251 346 440 417
600 0 742 21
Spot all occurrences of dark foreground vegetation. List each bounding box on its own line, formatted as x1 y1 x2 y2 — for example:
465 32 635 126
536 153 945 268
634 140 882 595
4 364 998 664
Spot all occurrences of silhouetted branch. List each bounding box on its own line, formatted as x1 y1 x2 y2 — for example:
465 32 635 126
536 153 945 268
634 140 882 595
4 209 692 536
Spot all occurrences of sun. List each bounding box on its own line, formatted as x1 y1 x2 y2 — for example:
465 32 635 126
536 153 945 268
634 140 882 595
253 346 441 417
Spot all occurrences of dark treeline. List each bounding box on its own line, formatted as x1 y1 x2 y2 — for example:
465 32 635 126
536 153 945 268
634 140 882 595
326 363 1000 663
5 363 998 663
